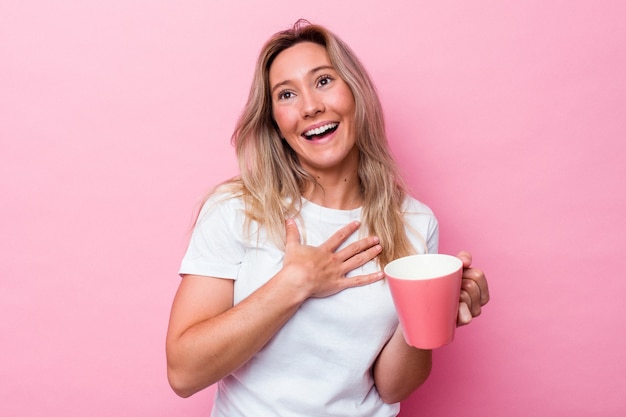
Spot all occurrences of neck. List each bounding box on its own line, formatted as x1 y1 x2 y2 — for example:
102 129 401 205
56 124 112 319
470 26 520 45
303 174 362 210
299 146 362 210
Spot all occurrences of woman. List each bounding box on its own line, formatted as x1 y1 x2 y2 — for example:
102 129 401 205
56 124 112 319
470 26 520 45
166 20 489 417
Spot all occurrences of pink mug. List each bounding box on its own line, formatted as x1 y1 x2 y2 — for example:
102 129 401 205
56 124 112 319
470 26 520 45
385 254 463 349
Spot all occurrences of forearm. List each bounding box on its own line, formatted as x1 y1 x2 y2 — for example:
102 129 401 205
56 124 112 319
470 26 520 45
373 326 432 403
167 272 308 397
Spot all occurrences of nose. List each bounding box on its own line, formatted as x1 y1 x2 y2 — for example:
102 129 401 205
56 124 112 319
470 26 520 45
300 91 324 118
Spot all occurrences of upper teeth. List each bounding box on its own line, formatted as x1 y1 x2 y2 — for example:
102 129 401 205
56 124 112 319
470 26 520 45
304 123 337 137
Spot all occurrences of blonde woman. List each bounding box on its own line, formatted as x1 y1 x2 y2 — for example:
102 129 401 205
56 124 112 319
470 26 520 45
166 20 489 417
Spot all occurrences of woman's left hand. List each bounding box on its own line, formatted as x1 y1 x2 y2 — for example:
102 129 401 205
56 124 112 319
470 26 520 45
455 251 490 326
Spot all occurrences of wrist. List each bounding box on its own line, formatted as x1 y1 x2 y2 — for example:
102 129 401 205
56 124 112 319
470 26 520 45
272 265 312 305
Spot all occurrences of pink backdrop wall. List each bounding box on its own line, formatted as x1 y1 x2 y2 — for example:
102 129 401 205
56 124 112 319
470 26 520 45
2 1 625 415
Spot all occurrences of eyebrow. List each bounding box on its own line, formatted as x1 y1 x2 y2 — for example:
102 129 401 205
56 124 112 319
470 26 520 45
270 65 335 95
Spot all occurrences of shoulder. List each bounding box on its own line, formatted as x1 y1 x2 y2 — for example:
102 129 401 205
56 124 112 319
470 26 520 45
191 183 249 236
402 195 439 233
200 182 246 214
402 195 439 253
402 195 436 218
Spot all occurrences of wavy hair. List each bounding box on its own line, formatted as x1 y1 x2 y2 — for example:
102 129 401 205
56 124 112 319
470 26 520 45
221 19 418 267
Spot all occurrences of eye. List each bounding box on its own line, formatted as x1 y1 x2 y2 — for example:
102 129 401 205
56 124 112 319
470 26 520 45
277 90 295 101
317 75 333 88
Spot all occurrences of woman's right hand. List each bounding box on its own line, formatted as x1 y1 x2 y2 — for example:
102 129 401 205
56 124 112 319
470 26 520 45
281 218 384 298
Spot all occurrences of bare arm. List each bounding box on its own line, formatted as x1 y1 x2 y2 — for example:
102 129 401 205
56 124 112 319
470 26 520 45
166 220 384 397
373 327 432 404
166 272 307 397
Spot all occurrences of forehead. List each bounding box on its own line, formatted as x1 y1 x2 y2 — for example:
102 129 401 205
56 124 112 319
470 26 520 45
269 42 332 85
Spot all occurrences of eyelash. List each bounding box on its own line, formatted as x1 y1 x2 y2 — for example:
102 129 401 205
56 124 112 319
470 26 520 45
276 74 334 101
317 74 333 87
277 90 294 100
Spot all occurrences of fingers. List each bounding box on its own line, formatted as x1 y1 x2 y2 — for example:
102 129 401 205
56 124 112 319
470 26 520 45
340 270 384 290
457 272 488 326
455 250 490 326
461 277 482 317
457 302 472 326
320 221 361 252
283 219 384 298
335 234 381 261
339 241 382 274
318 221 382 274
463 267 490 306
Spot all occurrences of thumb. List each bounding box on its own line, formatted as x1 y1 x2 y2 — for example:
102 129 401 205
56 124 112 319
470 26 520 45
285 218 301 246
456 250 472 269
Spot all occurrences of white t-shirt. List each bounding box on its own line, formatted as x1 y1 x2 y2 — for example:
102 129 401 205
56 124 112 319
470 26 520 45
180 191 439 417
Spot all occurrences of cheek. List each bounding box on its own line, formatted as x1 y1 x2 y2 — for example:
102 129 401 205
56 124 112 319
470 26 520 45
334 88 356 119
272 110 289 134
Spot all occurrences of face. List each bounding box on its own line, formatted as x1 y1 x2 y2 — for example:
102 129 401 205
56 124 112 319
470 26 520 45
269 42 358 177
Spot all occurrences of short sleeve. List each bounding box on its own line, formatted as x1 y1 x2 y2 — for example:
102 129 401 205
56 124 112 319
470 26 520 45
403 197 439 255
179 192 247 279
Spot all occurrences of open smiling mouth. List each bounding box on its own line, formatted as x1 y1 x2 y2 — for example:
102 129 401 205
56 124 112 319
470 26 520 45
302 123 339 140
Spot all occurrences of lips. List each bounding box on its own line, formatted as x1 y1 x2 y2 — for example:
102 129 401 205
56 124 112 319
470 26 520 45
302 122 339 140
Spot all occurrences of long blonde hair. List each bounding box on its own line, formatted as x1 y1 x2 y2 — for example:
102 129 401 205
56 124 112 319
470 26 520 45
221 20 417 267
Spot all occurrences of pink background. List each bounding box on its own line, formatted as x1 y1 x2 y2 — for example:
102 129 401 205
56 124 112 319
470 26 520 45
2 1 625 415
